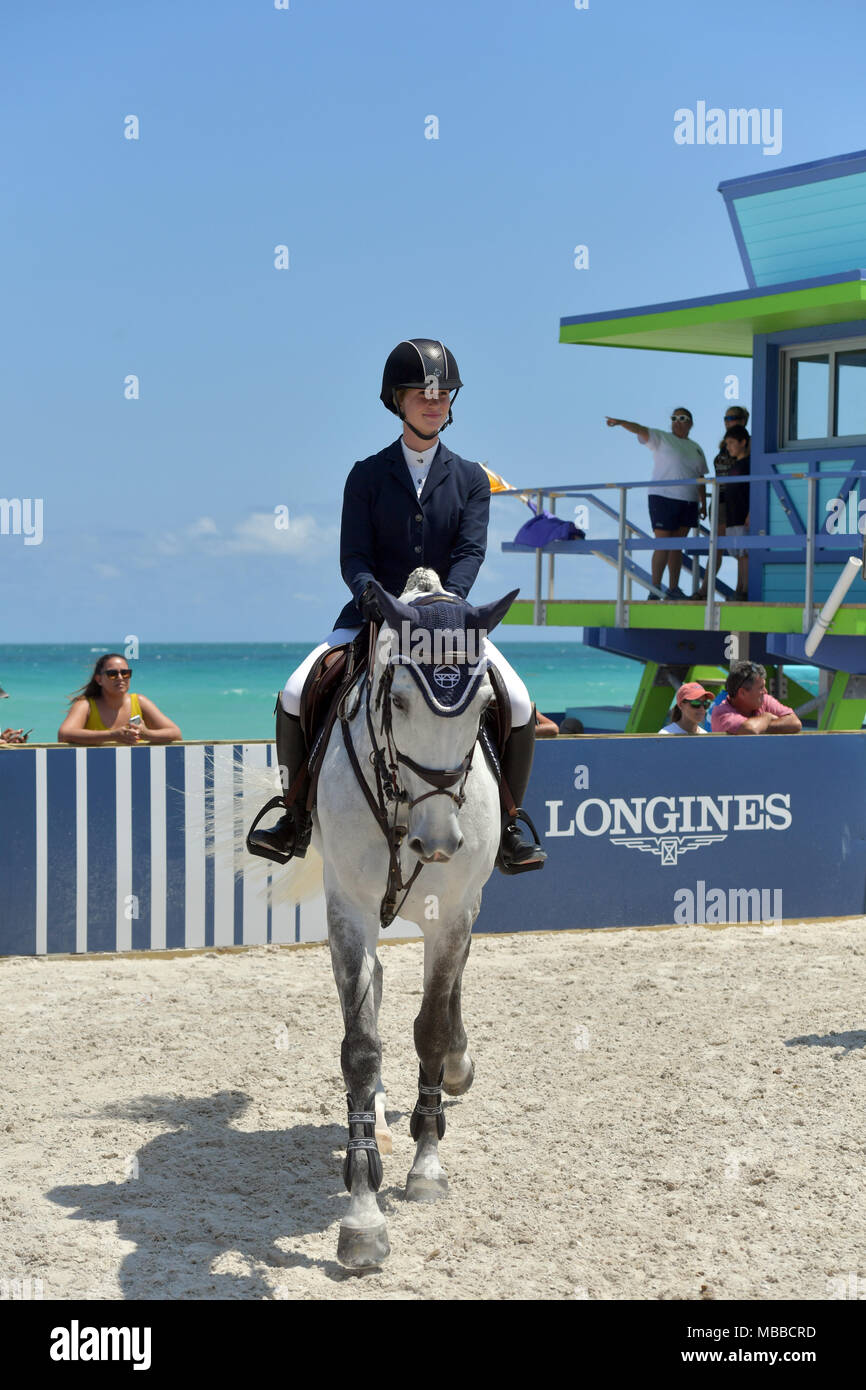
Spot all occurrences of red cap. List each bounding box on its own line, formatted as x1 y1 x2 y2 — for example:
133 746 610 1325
676 681 712 706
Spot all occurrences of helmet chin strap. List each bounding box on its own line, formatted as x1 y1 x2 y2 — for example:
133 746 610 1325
393 390 456 442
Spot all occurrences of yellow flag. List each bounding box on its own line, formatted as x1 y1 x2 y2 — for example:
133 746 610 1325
479 464 537 512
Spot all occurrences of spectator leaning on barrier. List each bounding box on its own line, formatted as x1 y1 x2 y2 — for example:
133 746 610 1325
704 687 728 731
0 682 31 744
58 653 182 746
711 661 801 735
605 408 707 599
534 709 559 738
658 681 713 735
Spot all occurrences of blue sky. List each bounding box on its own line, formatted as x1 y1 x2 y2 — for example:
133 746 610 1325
3 0 865 642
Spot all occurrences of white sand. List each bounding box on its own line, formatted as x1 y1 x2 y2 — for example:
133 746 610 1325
1 919 864 1301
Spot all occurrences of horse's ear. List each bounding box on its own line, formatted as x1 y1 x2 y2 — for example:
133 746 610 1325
369 579 415 632
470 588 520 637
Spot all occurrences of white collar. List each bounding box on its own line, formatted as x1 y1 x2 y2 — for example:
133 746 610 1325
401 438 438 470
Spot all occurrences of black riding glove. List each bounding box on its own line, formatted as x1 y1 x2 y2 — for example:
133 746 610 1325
358 583 383 625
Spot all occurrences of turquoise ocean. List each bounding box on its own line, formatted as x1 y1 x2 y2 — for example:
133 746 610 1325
0 644 821 744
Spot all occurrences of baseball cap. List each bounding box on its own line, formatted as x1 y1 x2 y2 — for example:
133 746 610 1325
676 681 712 706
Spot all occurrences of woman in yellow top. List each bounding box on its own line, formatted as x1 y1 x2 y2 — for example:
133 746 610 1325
58 653 182 746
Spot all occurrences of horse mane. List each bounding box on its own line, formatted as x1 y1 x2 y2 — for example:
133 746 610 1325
399 567 453 602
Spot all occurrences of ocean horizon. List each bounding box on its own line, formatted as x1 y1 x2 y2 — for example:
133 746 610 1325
0 642 821 743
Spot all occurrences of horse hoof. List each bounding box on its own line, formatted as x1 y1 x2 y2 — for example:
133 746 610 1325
405 1172 449 1203
337 1223 390 1269
443 1053 475 1096
375 1128 393 1155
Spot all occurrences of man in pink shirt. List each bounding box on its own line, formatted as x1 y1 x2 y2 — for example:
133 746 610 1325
712 661 802 735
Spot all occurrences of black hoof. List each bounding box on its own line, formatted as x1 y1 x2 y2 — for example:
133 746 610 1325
405 1172 449 1203
337 1223 390 1268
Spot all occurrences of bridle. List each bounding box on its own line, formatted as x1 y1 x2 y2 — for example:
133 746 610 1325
339 619 482 927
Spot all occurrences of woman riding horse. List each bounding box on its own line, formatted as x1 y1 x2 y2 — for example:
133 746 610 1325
247 338 545 874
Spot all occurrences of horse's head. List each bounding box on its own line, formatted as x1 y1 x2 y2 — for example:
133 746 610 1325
367 574 518 863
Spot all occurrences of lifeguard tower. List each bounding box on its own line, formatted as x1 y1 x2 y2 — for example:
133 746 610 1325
503 148 866 732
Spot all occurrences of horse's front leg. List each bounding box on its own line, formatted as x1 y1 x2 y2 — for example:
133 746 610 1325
372 953 393 1154
407 911 474 1203
328 893 390 1268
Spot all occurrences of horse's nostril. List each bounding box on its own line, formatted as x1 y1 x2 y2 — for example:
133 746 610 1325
408 837 424 855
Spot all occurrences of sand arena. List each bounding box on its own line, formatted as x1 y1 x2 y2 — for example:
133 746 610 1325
1 919 864 1300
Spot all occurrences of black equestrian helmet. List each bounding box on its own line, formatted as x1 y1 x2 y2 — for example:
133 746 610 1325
380 339 463 415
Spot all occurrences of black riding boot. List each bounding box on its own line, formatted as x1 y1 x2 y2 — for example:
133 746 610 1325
496 713 547 875
246 705 313 864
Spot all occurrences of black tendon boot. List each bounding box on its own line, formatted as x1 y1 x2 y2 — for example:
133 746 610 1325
496 712 547 875
246 704 313 864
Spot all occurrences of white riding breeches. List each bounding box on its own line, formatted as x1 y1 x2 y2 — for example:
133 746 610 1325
280 627 533 728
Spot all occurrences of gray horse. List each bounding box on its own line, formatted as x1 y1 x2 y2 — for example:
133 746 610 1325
250 570 518 1267
323 571 518 1266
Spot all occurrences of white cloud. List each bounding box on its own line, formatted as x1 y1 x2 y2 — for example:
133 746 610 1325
223 511 337 556
152 511 337 559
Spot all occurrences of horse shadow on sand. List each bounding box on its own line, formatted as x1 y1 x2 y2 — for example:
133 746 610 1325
785 1030 866 1057
46 1090 417 1299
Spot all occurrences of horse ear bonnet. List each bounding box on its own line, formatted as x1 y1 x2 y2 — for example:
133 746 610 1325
370 583 519 716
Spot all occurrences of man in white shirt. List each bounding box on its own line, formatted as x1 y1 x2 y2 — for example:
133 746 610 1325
606 408 708 598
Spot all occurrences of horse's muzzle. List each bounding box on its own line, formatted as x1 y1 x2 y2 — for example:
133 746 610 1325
408 833 464 864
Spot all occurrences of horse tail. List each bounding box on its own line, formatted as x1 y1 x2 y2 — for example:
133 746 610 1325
186 747 324 905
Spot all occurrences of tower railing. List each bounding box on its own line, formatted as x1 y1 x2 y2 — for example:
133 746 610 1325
500 469 866 633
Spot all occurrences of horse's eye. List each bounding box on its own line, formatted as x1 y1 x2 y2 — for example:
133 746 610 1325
392 695 406 712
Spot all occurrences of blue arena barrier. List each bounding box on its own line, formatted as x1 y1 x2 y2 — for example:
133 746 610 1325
1 736 864 955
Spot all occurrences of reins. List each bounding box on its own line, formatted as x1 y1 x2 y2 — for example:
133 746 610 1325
339 620 478 928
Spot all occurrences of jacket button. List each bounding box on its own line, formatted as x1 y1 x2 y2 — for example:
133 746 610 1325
414 545 422 554
415 513 422 522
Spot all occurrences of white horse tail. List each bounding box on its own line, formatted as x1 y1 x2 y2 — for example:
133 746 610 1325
187 747 324 906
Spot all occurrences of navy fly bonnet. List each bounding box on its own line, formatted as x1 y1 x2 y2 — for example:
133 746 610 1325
369 581 518 716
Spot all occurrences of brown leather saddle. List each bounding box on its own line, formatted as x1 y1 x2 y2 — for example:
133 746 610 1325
290 627 511 816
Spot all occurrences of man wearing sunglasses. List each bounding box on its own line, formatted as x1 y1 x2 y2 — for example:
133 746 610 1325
711 660 801 735
606 408 707 599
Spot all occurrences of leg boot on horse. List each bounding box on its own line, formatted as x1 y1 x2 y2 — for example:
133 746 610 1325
329 900 392 1267
406 917 476 1202
246 703 313 864
497 713 547 874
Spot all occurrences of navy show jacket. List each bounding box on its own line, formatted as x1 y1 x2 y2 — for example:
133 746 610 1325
333 437 491 630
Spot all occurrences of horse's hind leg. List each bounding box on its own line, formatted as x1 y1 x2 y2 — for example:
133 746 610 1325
406 916 472 1203
328 899 390 1268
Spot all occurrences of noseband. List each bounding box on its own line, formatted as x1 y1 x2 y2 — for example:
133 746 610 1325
339 621 480 927
373 660 476 815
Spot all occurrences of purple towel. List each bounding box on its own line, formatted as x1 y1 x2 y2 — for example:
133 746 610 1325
514 512 584 545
